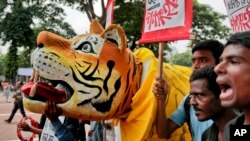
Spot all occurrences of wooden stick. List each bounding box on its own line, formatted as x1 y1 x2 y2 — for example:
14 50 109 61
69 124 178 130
158 42 164 80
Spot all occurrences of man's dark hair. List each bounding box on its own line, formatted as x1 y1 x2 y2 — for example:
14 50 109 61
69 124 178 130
192 40 224 64
225 30 250 49
190 65 221 98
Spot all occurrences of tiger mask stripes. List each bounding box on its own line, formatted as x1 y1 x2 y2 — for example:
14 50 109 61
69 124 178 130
23 20 142 120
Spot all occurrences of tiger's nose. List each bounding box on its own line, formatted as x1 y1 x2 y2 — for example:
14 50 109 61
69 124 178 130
38 43 44 48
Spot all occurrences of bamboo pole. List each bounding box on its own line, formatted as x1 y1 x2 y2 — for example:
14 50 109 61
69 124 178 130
158 42 164 79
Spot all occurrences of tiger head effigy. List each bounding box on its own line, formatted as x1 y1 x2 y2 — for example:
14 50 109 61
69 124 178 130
22 19 192 140
23 19 142 120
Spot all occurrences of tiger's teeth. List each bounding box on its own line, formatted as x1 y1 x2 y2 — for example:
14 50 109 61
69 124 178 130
29 83 38 97
34 71 40 82
29 70 40 82
29 69 36 82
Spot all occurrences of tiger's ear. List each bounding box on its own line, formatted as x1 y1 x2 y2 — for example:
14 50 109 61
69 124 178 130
101 24 127 53
90 19 104 34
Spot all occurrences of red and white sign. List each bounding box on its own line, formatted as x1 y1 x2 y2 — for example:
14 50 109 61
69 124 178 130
139 0 193 44
224 0 250 33
105 0 115 28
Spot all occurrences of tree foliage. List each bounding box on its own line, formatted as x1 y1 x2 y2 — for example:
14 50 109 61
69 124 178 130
0 0 76 80
170 50 192 67
114 0 144 48
0 1 34 81
4 45 19 80
18 48 33 68
0 1 34 47
191 1 231 46
0 53 5 76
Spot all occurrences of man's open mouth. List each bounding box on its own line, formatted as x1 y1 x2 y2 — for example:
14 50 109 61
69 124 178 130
217 79 234 103
219 83 231 94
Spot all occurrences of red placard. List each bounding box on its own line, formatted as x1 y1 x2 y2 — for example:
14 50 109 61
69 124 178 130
139 0 193 44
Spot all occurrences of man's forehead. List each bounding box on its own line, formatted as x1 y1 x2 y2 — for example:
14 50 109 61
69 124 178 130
190 79 209 91
192 50 213 58
221 45 250 61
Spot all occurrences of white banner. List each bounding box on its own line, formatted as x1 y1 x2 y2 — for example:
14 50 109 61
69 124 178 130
139 0 193 43
224 0 250 32
144 0 185 32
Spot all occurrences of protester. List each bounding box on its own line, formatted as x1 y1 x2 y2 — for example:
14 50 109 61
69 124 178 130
18 113 87 141
1 80 12 103
5 81 26 123
18 102 79 141
103 120 116 141
214 30 250 141
189 66 237 141
17 114 46 139
43 84 86 141
88 121 103 141
77 120 89 141
153 40 224 141
87 120 116 141
44 100 80 141
18 84 86 141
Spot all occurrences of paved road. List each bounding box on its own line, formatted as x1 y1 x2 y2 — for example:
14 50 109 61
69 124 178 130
0 91 40 141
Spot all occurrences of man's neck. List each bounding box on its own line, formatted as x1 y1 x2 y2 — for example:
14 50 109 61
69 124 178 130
214 109 237 131
243 109 250 125
214 109 237 141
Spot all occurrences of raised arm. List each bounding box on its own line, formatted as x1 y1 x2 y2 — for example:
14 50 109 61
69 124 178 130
153 76 180 138
45 100 76 141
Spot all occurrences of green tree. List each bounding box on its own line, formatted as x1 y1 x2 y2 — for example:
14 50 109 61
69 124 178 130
191 1 231 46
170 50 192 67
0 1 33 81
0 0 76 80
18 48 33 68
0 53 5 76
114 0 144 49
4 45 19 81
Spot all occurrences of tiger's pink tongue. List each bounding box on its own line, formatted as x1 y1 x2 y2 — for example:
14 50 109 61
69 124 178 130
21 82 66 103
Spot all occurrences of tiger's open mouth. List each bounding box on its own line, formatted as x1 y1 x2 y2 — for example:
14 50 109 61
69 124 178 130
21 71 74 104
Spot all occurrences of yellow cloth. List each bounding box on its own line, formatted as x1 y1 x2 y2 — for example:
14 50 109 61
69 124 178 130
119 48 192 141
